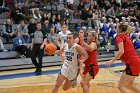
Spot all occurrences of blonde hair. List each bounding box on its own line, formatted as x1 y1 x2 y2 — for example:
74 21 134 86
126 25 134 34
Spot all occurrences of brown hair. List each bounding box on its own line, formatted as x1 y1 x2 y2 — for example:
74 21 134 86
89 31 98 44
118 24 128 32
67 32 78 39
16 31 21 35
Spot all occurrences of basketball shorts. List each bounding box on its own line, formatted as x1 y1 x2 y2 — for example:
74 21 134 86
60 64 79 80
124 58 140 76
83 64 99 79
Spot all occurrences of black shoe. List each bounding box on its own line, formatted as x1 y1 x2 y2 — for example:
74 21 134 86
35 69 42 75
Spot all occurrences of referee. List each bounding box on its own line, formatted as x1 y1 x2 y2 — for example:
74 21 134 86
30 22 47 75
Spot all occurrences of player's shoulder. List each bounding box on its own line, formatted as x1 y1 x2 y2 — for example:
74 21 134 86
67 30 71 34
58 31 62 35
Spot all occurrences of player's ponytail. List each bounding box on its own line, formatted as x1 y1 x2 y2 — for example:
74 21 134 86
126 25 134 34
118 23 134 34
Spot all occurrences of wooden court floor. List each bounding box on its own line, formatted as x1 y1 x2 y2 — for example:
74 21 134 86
0 61 140 93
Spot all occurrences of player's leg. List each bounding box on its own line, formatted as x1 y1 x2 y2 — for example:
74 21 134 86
118 71 140 93
63 78 73 91
80 73 93 93
127 76 140 93
51 74 66 93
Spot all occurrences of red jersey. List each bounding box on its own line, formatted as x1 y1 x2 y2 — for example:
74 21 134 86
83 42 99 77
116 34 139 64
84 43 98 67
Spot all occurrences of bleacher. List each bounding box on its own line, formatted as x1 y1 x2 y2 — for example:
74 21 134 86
0 44 118 71
1 40 140 71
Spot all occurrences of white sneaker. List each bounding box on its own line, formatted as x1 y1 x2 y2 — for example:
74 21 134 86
72 78 77 88
33 14 38 19
2 49 8 52
38 13 42 19
20 55 26 58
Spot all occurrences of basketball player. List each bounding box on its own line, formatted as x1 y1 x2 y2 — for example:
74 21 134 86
74 29 85 77
106 24 140 93
51 33 88 93
80 31 99 93
75 29 85 46
57 24 71 63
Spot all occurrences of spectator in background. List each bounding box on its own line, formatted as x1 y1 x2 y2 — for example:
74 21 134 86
29 0 42 19
64 18 71 29
5 0 15 8
42 20 51 34
48 26 58 49
21 1 32 22
107 18 114 28
49 14 57 26
2 19 15 43
17 20 30 43
135 22 140 34
0 0 4 14
80 7 89 21
11 3 24 24
0 33 7 52
100 17 109 35
14 0 25 7
0 0 4 7
134 35 140 50
56 14 62 23
104 0 111 10
78 1 84 11
40 13 49 23
13 31 28 57
108 24 116 45
106 6 116 19
86 9 93 28
27 18 36 39
92 10 99 28
115 6 122 19
128 9 137 22
55 21 62 33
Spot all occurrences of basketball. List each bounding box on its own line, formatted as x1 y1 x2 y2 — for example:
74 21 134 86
44 43 57 55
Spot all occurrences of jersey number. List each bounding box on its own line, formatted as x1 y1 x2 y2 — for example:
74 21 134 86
66 56 72 61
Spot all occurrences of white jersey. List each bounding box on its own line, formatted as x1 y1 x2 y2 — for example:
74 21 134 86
61 43 80 80
58 30 71 45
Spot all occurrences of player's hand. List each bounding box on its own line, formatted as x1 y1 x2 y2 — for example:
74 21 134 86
40 44 44 49
106 60 114 67
79 59 85 64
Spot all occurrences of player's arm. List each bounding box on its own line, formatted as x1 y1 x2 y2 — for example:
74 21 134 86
54 45 64 55
76 45 88 63
112 42 124 62
106 42 124 66
83 42 97 52
41 37 47 49
56 35 61 47
30 37 34 50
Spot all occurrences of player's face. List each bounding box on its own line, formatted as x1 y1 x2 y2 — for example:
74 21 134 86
79 30 84 37
66 35 73 44
62 26 67 32
87 33 93 42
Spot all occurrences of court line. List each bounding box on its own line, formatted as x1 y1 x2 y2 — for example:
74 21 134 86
0 63 125 80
